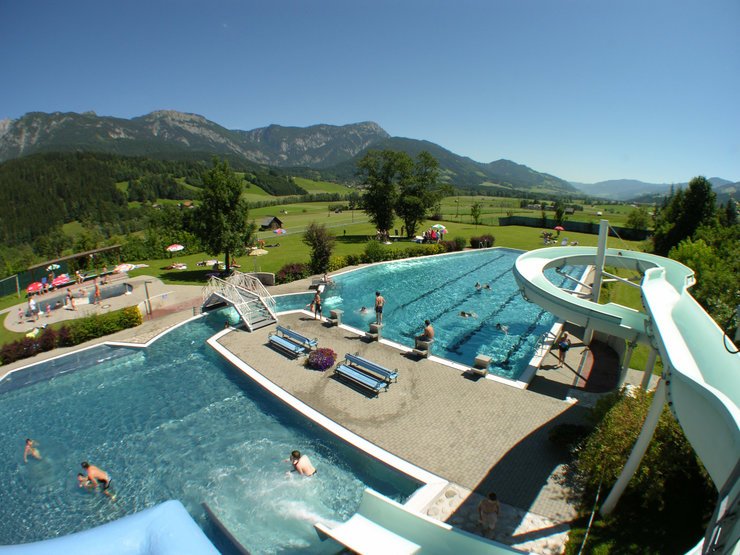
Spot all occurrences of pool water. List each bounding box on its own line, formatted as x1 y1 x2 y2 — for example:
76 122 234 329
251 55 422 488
0 311 418 553
277 249 584 380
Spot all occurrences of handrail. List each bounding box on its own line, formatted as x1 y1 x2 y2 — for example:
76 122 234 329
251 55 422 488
202 274 276 331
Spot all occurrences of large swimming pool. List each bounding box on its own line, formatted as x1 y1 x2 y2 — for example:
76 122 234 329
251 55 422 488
276 248 584 380
0 311 419 553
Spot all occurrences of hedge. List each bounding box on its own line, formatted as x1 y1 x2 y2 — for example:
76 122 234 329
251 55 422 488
0 306 143 366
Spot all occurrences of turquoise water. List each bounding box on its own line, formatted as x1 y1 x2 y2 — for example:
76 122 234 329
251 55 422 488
276 249 584 380
0 311 419 554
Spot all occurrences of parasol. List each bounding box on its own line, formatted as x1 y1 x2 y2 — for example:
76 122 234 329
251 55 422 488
273 228 287 235
431 224 446 231
248 248 269 271
166 244 185 252
554 226 565 231
46 263 61 271
27 282 43 294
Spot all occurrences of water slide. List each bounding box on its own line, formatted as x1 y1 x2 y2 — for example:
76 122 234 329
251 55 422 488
513 246 740 553
0 500 219 555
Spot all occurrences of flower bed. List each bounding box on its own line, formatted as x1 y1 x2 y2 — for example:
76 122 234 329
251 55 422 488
306 347 337 371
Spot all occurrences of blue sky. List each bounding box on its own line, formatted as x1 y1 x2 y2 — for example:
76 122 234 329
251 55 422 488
1 0 738 184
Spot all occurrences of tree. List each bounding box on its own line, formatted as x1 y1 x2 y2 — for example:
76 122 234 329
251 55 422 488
192 158 254 270
396 152 442 237
357 150 409 235
554 200 566 226
302 222 336 275
470 202 482 226
653 176 716 255
626 206 650 232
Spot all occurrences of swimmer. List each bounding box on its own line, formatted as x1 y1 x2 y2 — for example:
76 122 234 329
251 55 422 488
360 306 368 314
77 473 94 489
483 283 491 290
23 438 41 463
287 450 317 476
81 461 116 500
496 323 509 334
475 282 482 290
459 311 477 318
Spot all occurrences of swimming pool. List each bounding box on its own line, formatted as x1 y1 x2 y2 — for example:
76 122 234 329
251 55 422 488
0 311 419 554
276 249 584 380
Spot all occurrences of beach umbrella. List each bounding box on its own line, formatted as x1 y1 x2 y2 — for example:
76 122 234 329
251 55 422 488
248 248 269 271
273 228 287 235
46 263 61 271
554 226 565 231
431 224 446 231
27 282 43 294
166 244 185 252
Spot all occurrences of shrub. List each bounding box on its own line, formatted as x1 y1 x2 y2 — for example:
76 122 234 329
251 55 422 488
453 236 467 251
306 347 337 371
275 262 309 284
363 241 387 263
470 234 495 248
327 255 347 273
548 423 592 451
0 308 142 366
345 254 362 267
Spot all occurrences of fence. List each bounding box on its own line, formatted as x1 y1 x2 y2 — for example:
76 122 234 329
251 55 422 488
497 216 650 241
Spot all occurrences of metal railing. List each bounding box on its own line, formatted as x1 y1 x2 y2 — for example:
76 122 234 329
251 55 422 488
202 274 276 331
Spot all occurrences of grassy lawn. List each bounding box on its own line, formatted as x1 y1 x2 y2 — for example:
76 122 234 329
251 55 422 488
293 177 354 195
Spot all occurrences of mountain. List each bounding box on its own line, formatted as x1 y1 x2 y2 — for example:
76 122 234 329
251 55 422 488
306 137 576 193
572 177 736 201
0 111 389 168
631 181 739 206
0 110 576 193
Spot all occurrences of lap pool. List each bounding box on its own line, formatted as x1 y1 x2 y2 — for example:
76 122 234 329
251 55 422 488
0 311 419 553
276 248 586 381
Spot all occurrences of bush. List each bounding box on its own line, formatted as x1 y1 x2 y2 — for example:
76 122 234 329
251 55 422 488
363 241 387 263
0 307 142 365
470 234 495 248
275 262 309 284
453 236 467 251
327 255 347 273
306 347 337 371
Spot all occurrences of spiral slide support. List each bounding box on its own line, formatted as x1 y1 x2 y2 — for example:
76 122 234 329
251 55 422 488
513 246 740 553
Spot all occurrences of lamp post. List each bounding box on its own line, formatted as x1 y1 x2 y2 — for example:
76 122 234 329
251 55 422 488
455 199 459 219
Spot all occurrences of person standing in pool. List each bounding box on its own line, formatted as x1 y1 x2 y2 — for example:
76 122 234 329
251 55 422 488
374 291 385 324
287 450 317 476
312 290 322 320
23 439 41 463
81 461 116 500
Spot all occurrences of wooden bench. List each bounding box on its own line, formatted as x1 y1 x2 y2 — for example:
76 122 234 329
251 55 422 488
345 353 397 383
276 325 317 351
334 364 388 395
268 334 307 358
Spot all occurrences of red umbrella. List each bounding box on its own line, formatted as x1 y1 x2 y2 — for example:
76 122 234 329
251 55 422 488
554 226 565 231
166 244 185 252
27 282 43 294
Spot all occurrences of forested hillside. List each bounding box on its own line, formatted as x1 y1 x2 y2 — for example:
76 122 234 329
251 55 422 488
0 152 307 249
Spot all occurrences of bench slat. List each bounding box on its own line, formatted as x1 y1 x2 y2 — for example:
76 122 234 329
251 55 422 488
345 354 397 383
269 335 306 357
276 326 318 348
335 364 386 393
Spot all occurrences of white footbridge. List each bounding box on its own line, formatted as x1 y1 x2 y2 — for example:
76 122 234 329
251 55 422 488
202 270 277 331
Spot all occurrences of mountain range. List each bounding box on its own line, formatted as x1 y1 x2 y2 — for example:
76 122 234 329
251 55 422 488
0 110 575 195
571 178 739 204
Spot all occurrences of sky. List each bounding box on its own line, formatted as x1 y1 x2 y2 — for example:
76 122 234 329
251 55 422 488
1 0 738 184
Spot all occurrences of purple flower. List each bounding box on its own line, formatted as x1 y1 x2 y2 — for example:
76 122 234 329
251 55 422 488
307 347 337 371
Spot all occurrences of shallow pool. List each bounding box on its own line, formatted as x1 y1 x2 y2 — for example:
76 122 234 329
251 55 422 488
277 249 584 380
0 311 419 553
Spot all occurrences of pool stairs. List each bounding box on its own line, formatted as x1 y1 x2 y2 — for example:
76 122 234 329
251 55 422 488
202 271 277 331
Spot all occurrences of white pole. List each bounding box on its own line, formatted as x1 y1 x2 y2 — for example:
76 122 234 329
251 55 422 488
641 348 658 390
618 341 637 388
600 379 666 515
592 219 609 304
